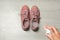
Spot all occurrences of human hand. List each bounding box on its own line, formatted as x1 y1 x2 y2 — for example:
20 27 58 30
44 25 60 40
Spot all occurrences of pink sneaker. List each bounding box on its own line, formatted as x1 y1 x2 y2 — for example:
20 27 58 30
21 5 30 31
30 6 40 32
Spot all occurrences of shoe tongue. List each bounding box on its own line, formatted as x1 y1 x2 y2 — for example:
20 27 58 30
24 21 29 27
32 22 39 27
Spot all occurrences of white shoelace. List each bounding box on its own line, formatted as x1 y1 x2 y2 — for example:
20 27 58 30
32 22 39 27
45 29 51 34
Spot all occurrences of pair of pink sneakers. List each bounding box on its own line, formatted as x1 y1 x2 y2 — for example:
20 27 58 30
21 5 40 32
